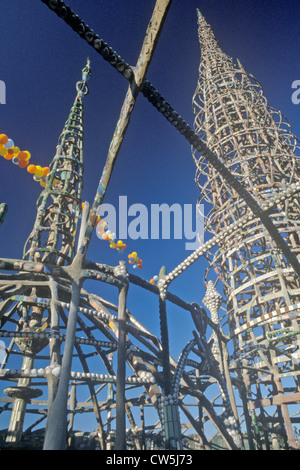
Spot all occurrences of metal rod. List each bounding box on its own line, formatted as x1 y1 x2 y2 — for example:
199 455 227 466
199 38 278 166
43 278 82 450
115 283 128 450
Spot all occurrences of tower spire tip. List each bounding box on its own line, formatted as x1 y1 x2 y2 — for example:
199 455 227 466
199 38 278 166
196 8 204 19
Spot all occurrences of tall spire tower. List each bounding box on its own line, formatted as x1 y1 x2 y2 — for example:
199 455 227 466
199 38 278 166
3 60 91 444
193 10 300 448
23 59 91 266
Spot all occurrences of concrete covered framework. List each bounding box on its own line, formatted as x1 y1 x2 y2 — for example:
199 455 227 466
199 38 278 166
0 0 299 450
192 11 300 449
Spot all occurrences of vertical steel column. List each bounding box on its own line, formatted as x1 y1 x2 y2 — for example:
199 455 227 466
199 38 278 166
47 279 61 409
115 282 128 450
274 377 298 449
43 276 82 450
5 355 34 444
106 353 114 450
158 267 182 450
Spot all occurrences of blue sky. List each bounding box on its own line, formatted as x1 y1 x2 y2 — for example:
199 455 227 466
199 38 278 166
0 0 300 434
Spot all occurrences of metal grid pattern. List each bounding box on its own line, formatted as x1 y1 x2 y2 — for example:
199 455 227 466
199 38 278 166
192 10 300 448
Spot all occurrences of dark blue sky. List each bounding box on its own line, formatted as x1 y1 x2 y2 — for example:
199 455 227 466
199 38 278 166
1 0 300 362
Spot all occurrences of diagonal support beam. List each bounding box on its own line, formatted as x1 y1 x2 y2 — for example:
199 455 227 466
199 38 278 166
75 0 172 257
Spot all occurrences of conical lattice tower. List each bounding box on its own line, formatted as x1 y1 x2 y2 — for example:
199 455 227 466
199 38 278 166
1 60 91 445
192 10 300 449
23 59 91 266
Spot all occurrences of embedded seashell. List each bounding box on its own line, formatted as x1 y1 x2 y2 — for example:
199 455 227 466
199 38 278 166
52 367 61 378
